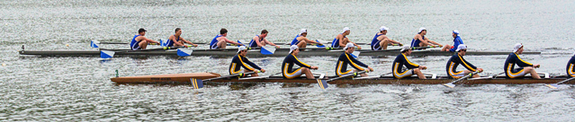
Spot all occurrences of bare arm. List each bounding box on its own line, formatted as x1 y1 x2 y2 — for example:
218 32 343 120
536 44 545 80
180 38 197 47
263 38 280 48
221 37 242 45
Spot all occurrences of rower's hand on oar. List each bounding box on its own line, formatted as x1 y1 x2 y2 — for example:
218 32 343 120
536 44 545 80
311 66 319 70
399 43 403 46
477 68 484 72
419 66 427 70
367 67 374 72
357 45 362 50
534 64 540 68
259 69 266 73
192 44 198 47
275 45 280 48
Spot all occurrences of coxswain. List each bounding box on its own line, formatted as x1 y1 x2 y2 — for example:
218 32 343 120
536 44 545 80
248 29 280 48
210 28 243 49
229 46 265 77
567 52 575 78
282 45 319 79
331 27 361 49
130 28 160 50
165 28 198 47
447 30 464 52
371 26 403 50
504 43 541 79
335 43 373 77
445 44 484 79
392 45 428 79
410 27 451 51
290 29 322 48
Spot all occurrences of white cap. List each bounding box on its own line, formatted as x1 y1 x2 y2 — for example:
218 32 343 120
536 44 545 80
453 30 459 35
400 45 411 52
418 27 426 33
455 44 467 52
342 27 350 33
289 45 299 54
237 46 248 53
512 43 523 53
300 29 307 35
343 43 355 50
379 26 388 31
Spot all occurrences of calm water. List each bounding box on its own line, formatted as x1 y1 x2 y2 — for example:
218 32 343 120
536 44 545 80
1 0 575 121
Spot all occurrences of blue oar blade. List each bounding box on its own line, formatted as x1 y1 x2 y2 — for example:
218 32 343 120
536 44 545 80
100 50 115 59
90 40 100 48
190 78 204 89
545 84 559 89
317 79 329 89
177 48 193 57
443 83 456 88
260 46 276 55
315 40 326 48
237 40 244 47
159 39 166 47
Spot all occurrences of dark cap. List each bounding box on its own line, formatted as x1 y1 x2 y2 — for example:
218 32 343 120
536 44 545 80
138 28 147 33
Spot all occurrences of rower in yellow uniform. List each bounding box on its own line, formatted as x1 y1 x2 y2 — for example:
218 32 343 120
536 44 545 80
392 45 428 79
229 46 265 77
282 45 319 79
567 53 575 78
335 43 373 77
504 43 541 79
445 44 484 79
331 27 361 49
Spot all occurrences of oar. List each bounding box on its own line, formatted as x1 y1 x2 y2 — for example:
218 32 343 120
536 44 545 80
317 70 367 89
443 71 481 88
91 40 100 48
260 45 277 55
545 77 575 89
189 71 261 89
490 72 505 79
312 40 326 48
100 50 115 59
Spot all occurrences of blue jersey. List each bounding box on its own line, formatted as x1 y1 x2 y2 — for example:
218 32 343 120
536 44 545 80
165 35 181 47
291 35 301 45
449 36 464 52
229 55 261 75
446 54 477 79
130 35 141 50
410 35 425 48
504 53 533 78
248 35 263 47
371 33 384 50
335 52 368 76
331 34 346 48
210 35 223 49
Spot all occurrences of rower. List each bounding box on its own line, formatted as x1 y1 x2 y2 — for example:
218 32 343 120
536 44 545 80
504 43 541 79
331 27 361 49
410 27 451 51
335 43 373 77
229 46 265 77
567 53 575 78
393 45 428 79
166 28 198 47
445 44 484 79
282 45 319 79
210 28 243 49
290 29 322 48
130 28 160 50
248 29 280 48
371 26 403 50
447 30 464 52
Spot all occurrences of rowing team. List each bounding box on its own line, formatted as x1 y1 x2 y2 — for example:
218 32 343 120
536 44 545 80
128 26 464 52
228 42 575 80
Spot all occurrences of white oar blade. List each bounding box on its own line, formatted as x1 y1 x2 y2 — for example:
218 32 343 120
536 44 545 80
443 83 456 88
177 48 193 57
545 84 559 89
351 51 360 58
260 46 276 55
100 50 115 59
91 40 100 48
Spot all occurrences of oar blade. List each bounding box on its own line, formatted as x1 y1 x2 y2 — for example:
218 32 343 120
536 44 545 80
317 79 329 89
260 46 276 55
177 48 193 57
545 84 559 89
100 50 115 59
91 40 100 48
190 78 204 89
159 39 167 47
351 51 360 58
315 40 326 48
443 83 456 88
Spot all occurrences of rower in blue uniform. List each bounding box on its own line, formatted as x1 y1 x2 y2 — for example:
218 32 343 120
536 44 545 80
410 27 450 51
335 43 373 77
445 44 484 79
282 45 319 79
567 53 575 78
504 43 541 79
290 29 322 48
248 29 280 48
130 28 160 50
165 28 198 47
210 28 243 49
331 27 361 49
371 26 403 50
447 30 464 52
229 46 265 77
392 45 428 79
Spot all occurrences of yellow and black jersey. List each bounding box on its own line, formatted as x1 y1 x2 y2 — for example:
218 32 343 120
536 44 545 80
335 52 368 76
392 53 419 79
446 54 477 79
567 55 575 78
504 53 533 78
229 55 261 75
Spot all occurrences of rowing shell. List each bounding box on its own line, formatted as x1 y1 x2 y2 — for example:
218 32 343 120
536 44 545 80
110 72 573 85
